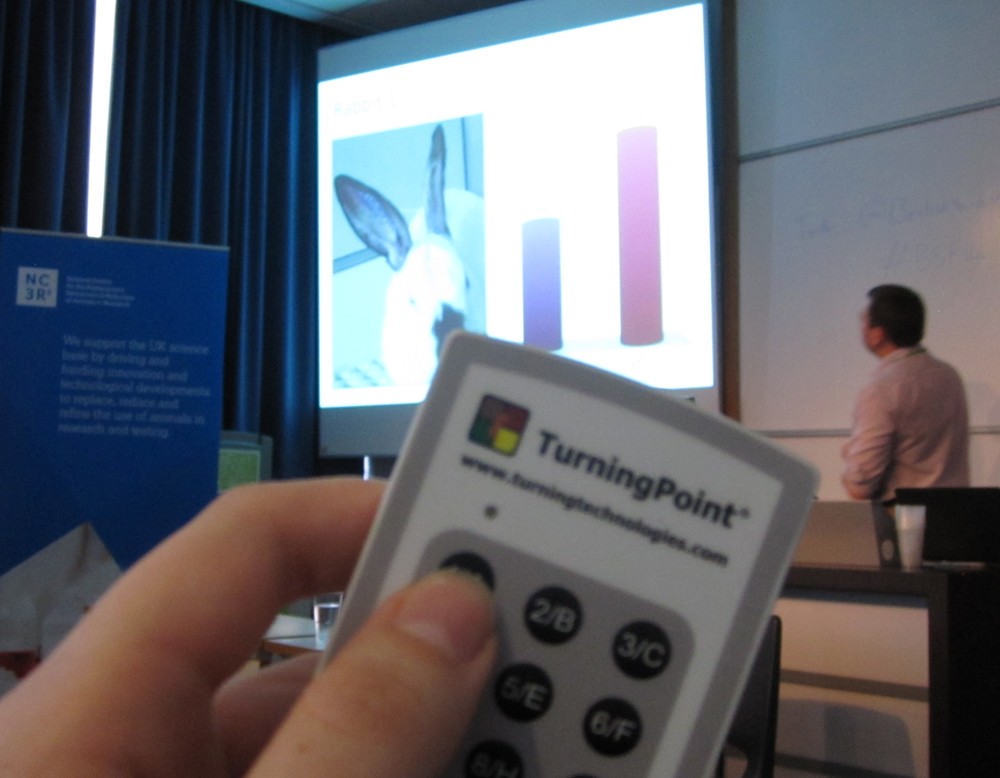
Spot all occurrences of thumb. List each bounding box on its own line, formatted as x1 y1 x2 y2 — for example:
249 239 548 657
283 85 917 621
248 570 497 777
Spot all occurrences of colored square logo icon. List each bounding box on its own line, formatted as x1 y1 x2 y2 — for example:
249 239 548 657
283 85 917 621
469 394 530 456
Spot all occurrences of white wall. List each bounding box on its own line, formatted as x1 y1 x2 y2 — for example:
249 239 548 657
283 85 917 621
736 0 1000 499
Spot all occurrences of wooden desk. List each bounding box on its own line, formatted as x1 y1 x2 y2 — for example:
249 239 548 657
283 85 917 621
784 564 1000 777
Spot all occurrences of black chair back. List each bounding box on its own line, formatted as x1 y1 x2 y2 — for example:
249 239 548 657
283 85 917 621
717 614 782 778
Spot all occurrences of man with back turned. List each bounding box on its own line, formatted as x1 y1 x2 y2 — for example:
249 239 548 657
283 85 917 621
841 284 970 503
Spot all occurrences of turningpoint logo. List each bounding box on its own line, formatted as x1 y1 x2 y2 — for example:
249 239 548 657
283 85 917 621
468 394 530 456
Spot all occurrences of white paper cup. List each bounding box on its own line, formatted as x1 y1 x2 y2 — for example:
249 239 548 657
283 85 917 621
895 504 926 570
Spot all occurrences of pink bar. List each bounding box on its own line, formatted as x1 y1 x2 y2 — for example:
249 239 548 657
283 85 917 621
617 126 663 346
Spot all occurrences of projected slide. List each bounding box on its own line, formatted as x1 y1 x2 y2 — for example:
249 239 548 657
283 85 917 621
328 118 486 390
317 1 716 430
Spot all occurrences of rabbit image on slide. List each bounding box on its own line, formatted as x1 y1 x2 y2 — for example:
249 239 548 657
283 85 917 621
334 123 485 386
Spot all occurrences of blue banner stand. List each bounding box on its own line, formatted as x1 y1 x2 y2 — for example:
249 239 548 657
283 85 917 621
0 230 229 575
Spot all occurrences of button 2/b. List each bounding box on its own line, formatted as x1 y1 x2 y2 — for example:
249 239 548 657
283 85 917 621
524 586 582 644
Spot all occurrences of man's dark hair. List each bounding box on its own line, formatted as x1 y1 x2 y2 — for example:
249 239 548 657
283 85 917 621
867 284 925 347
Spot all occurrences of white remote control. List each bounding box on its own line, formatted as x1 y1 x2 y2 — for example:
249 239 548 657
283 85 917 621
323 332 817 778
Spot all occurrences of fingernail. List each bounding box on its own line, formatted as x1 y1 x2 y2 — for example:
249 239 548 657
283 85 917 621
394 570 495 664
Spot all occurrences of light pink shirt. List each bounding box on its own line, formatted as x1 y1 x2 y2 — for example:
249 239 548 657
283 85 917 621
842 346 970 503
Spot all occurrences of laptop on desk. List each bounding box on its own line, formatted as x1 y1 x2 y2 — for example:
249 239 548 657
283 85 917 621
893 487 1000 568
795 501 882 567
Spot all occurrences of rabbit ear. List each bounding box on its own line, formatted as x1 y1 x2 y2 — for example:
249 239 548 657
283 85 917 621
335 174 412 270
425 124 450 238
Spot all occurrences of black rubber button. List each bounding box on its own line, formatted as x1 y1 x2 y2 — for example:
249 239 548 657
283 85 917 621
612 620 671 679
464 739 523 778
524 585 582 644
583 697 643 756
495 662 553 722
440 551 495 590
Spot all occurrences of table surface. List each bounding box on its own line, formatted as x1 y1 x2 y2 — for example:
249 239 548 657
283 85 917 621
784 561 1000 778
264 614 314 640
785 561 999 597
259 614 323 659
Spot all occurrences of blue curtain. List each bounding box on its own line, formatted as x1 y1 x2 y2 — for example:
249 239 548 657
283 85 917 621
103 0 346 477
0 0 95 231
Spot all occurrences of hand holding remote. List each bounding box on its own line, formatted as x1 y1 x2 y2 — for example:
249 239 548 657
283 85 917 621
0 478 497 778
324 333 817 777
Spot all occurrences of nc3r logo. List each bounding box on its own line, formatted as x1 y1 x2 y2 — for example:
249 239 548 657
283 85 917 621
16 267 59 308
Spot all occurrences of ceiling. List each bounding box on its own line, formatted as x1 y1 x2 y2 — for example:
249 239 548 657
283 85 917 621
238 0 521 36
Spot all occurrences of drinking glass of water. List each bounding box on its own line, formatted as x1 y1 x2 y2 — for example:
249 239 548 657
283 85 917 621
312 592 343 648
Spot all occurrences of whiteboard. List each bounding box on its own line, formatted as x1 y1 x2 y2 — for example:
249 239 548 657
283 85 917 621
739 105 1000 432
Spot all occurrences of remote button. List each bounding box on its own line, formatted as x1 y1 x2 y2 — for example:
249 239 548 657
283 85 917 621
583 697 643 756
465 740 523 778
439 551 495 590
612 620 671 679
524 585 582 644
495 662 553 722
